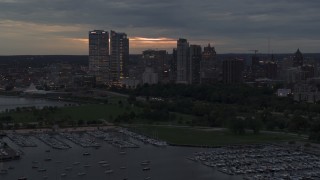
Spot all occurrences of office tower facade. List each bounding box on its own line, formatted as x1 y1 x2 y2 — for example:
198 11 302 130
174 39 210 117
88 30 109 84
202 43 217 61
142 49 168 83
169 48 178 82
110 30 129 81
223 58 244 84
265 62 278 79
200 44 220 84
189 45 202 84
293 49 303 67
176 38 189 84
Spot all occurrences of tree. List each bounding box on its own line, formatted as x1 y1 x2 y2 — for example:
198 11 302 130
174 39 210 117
246 117 262 134
228 118 246 135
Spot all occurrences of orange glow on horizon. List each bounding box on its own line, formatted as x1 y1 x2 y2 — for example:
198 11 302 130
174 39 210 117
129 37 176 50
129 37 176 42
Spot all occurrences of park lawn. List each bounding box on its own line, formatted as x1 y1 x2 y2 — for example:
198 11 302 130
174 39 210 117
130 125 302 146
2 103 141 123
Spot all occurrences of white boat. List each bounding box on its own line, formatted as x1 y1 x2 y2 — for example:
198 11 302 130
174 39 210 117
78 172 86 176
0 169 8 174
73 162 80 165
143 167 151 171
83 152 90 156
38 168 46 172
17 177 27 180
101 163 110 167
65 166 72 171
105 169 114 174
98 160 107 164
141 160 151 165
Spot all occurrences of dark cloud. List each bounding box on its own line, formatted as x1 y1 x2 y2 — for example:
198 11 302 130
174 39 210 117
0 0 319 54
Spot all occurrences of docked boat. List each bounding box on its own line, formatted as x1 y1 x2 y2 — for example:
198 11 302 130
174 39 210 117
38 168 46 172
105 169 114 174
98 160 107 164
44 158 52 161
0 169 8 174
143 167 151 171
141 160 151 166
72 162 80 165
83 152 90 156
65 166 72 171
17 177 27 180
78 172 86 176
101 163 110 167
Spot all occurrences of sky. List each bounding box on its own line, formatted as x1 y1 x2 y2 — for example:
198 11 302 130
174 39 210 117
0 0 319 55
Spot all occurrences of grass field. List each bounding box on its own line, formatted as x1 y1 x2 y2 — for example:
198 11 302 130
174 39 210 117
130 125 302 146
2 103 139 123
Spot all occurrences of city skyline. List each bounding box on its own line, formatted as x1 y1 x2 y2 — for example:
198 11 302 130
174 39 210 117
0 0 320 55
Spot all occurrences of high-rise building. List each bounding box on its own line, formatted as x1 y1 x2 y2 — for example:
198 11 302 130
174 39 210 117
169 48 177 82
110 30 129 81
200 44 220 84
189 45 202 84
176 38 189 84
293 49 303 67
142 49 168 82
202 43 216 61
223 58 244 84
264 62 278 79
88 30 110 84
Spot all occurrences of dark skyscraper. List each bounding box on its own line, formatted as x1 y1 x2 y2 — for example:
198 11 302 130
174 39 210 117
200 44 220 84
88 30 109 84
265 62 278 79
189 45 202 84
176 38 189 84
202 43 216 61
293 49 303 67
142 49 168 83
110 30 129 81
223 58 244 84
170 48 178 82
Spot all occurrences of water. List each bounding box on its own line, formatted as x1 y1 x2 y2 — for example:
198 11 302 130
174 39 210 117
0 96 70 112
0 136 241 180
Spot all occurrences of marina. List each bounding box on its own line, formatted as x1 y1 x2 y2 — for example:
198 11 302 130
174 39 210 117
0 129 240 180
6 133 37 147
87 130 139 148
118 128 168 147
3 128 319 180
34 133 70 149
60 132 101 148
188 144 320 179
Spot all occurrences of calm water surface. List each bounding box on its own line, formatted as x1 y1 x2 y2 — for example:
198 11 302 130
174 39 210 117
0 96 70 112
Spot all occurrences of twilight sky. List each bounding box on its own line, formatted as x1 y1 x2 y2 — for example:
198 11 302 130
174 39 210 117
0 0 319 55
